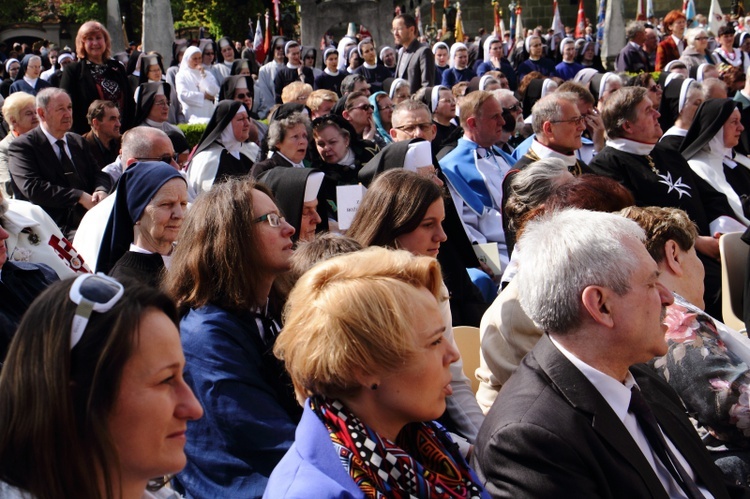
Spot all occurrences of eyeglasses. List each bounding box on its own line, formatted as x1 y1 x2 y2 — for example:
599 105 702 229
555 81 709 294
153 99 170 107
235 92 252 100
438 98 456 104
394 122 433 134
379 104 395 111
69 274 125 349
648 84 662 93
253 212 286 227
350 103 374 112
136 152 179 163
695 36 708 41
549 116 586 126
503 103 522 113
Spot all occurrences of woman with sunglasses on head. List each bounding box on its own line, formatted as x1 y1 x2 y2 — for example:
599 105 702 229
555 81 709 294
265 247 488 498
347 170 486 445
0 274 203 499
164 178 300 498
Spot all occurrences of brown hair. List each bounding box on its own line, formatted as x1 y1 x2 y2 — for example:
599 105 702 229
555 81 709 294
556 81 596 106
619 206 697 263
76 21 112 60
86 99 117 125
164 177 276 311
601 86 648 139
347 169 443 248
0 278 177 499
458 89 496 128
663 10 686 34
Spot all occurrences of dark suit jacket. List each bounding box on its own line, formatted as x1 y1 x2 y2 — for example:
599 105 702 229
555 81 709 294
395 39 435 94
616 43 652 73
656 36 681 71
472 334 732 498
274 66 315 104
8 126 111 234
250 151 293 179
82 131 120 170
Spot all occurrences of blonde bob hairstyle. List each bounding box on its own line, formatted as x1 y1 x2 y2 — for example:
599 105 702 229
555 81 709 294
1 92 35 130
76 21 112 61
275 247 443 403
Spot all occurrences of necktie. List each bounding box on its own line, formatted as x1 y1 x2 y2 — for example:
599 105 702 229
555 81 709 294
56 139 84 190
629 386 704 499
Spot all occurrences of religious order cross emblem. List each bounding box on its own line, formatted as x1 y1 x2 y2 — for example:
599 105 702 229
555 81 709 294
657 171 692 199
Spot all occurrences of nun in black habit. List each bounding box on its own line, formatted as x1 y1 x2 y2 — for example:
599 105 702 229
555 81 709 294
135 82 184 135
219 75 267 144
187 100 255 196
682 99 750 225
257 167 326 242
96 161 187 284
658 77 702 152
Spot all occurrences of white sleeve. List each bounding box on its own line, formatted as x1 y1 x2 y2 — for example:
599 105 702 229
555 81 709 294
198 71 220 97
176 72 207 108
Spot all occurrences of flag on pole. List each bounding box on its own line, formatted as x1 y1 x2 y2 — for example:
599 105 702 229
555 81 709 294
509 5 516 44
684 0 696 22
263 10 271 59
575 0 586 38
416 6 423 36
636 0 646 20
254 17 265 63
515 4 524 42
273 0 282 35
709 0 724 36
596 0 606 49
493 1 500 36
455 2 465 42
551 0 565 37
647 0 654 18
442 12 448 35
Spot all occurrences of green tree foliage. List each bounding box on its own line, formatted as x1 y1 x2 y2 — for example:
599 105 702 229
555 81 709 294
57 0 106 25
174 0 286 41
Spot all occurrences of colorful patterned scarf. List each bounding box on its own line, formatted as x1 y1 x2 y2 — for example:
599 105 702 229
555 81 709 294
310 396 486 498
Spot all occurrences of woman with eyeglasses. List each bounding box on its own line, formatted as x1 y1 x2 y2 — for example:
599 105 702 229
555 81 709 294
95 161 187 287
680 28 713 74
628 72 662 109
0 273 203 498
187 100 256 196
347 170 486 444
164 178 300 498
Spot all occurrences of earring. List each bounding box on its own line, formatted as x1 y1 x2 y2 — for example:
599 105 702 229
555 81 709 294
370 383 378 390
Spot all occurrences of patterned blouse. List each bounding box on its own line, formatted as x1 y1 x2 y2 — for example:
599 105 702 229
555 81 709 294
651 293 750 447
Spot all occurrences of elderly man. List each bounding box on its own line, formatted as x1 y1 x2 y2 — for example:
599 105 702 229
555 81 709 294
389 99 437 143
616 21 652 73
73 126 180 271
393 14 435 93
589 86 743 319
83 99 121 169
439 90 511 273
513 92 592 175
8 88 110 238
644 28 659 70
472 208 733 498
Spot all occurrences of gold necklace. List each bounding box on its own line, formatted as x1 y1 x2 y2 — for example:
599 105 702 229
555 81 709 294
645 155 659 175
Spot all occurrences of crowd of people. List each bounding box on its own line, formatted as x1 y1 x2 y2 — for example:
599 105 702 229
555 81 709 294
3 7 750 498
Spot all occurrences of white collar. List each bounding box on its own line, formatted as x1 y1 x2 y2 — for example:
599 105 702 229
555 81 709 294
661 126 688 138
550 335 637 423
40 124 65 147
22 75 38 87
363 61 377 69
606 137 656 156
276 151 305 168
286 62 300 69
629 41 641 48
324 67 339 76
531 138 577 167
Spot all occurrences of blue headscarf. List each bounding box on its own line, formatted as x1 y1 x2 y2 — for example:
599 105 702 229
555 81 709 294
96 161 185 273
369 92 393 145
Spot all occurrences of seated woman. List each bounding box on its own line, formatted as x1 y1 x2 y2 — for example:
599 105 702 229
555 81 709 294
347 170 485 443
575 40 605 72
0 274 203 498
384 77 411 105
0 92 39 197
129 52 166 92
165 178 300 497
219 75 268 145
265 247 489 498
658 77 702 152
682 99 750 226
188 100 255 196
134 82 184 136
369 91 394 149
250 111 311 178
622 206 750 486
630 71 663 109
97 161 187 286
257 167 325 242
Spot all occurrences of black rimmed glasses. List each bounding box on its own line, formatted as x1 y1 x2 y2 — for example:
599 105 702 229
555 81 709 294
549 116 586 126
136 153 179 164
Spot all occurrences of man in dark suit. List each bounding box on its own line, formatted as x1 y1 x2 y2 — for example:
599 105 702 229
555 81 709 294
392 14 435 94
472 209 734 498
9 88 111 238
616 21 652 73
